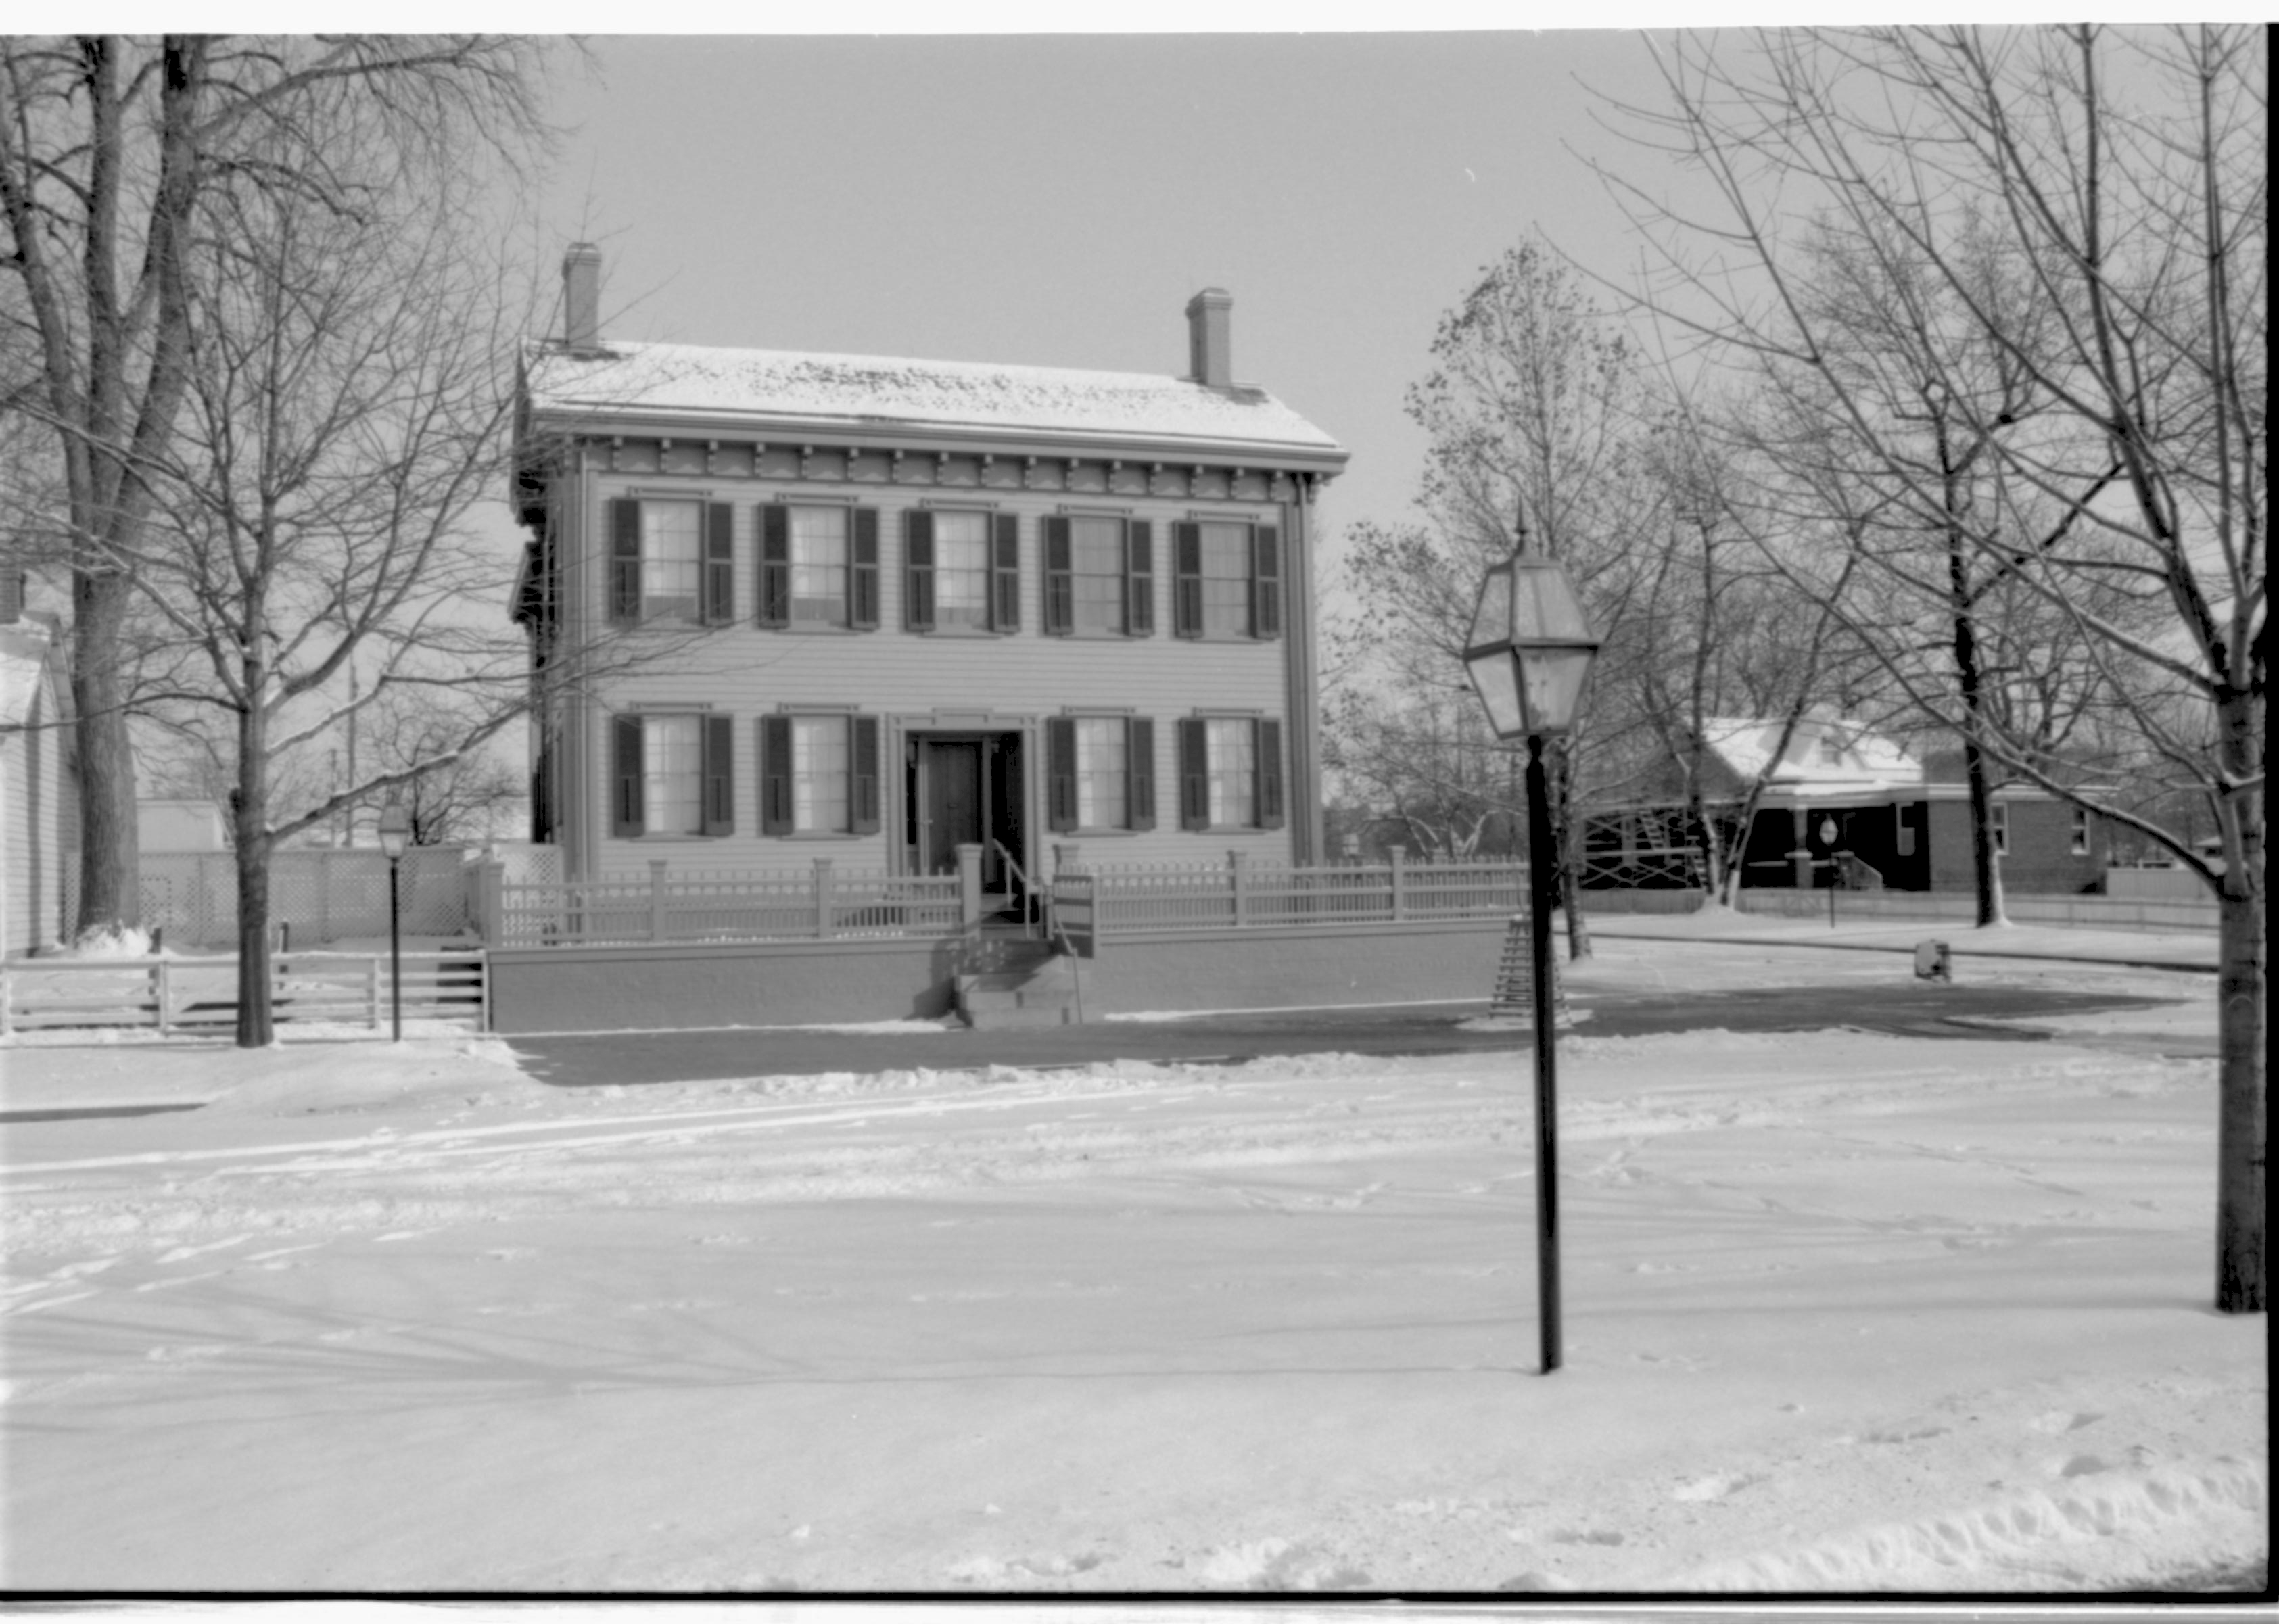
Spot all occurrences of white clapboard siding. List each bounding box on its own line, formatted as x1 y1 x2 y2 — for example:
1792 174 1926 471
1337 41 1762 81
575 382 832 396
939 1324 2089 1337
563 466 1308 879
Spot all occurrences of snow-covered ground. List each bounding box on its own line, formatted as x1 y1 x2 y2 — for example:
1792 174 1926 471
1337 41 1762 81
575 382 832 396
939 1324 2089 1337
0 940 2263 1595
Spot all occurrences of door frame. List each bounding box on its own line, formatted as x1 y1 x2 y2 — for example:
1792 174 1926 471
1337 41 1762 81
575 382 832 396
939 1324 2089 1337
896 713 1034 897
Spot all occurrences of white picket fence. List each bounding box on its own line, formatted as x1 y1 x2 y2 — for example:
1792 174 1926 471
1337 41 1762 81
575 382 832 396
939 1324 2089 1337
0 951 488 1036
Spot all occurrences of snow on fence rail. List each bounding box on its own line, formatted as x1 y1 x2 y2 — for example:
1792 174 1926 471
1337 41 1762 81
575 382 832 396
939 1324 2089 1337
0 952 487 1037
1057 853 1528 935
1737 888 2218 933
496 864 964 947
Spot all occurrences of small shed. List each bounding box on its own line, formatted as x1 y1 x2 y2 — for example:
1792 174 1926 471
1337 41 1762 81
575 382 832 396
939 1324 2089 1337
1 614 80 955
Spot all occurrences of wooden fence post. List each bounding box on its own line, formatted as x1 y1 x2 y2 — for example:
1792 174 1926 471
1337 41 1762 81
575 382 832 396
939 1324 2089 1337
1388 844 1407 922
814 858 835 938
368 956 383 1030
649 859 670 943
474 861 506 944
152 958 171 1035
956 844 985 928
1228 850 1248 928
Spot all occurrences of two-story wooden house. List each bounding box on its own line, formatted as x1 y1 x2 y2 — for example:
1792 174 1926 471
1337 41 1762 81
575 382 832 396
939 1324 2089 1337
511 247 1348 903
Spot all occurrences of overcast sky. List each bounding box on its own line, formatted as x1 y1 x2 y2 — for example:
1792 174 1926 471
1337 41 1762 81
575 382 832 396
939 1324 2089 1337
527 29 1692 589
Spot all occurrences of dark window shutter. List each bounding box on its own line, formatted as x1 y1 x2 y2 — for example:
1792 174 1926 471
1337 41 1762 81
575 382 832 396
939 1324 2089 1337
1252 525 1282 639
1173 521 1203 638
702 713 734 835
0 567 24 623
612 713 644 836
610 500 642 625
702 503 734 624
904 509 936 631
1043 515 1073 635
759 715 793 834
1126 521 1154 636
851 508 880 629
758 506 790 627
1178 717 1209 831
991 512 1020 631
1128 717 1156 831
1258 717 1285 829
851 715 881 834
1046 717 1077 832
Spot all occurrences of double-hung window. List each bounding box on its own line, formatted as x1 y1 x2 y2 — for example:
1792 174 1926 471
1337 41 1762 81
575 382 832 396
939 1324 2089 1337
1043 515 1152 636
1176 715 1285 831
609 499 734 625
1991 801 2009 855
1172 520 1279 639
2070 807 2091 855
758 505 880 629
610 711 734 837
1045 715 1155 832
758 713 883 836
906 510 1019 631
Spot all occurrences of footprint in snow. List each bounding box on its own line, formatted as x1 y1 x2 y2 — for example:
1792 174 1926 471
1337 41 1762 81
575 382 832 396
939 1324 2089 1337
1671 1471 1765 1502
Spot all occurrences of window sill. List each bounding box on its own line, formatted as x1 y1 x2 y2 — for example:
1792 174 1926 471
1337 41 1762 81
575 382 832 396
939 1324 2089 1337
770 831 871 841
914 625 1012 638
761 622 864 635
616 834 726 843
1064 826 1142 838
1048 627 1152 640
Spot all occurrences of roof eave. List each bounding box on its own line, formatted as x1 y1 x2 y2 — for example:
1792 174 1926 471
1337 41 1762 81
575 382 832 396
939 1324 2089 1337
520 400 1350 477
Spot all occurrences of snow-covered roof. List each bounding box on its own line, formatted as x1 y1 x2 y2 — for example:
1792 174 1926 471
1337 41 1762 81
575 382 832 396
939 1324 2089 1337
1702 714 1921 792
521 340 1347 464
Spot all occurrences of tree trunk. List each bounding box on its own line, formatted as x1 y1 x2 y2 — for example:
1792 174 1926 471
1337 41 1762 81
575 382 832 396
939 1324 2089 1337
2215 883 2265 1312
233 691 274 1048
2212 684 2265 1314
69 569 141 936
1949 603 2006 928
1553 741 1592 961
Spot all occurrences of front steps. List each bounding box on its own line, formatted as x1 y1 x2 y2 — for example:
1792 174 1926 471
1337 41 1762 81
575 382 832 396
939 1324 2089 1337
954 935 1083 1029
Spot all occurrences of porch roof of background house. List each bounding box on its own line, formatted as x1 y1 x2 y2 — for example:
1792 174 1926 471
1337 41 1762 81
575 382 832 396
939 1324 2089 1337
521 340 1348 464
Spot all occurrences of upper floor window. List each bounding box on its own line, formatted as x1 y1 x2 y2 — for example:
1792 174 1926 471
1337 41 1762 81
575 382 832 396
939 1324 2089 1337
609 499 732 626
907 510 1018 632
1044 515 1150 636
759 505 878 630
1173 520 1279 640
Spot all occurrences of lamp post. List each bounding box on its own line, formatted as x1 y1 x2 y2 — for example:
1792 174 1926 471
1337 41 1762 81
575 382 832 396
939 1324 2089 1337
377 800 410 1043
1462 551 1602 1375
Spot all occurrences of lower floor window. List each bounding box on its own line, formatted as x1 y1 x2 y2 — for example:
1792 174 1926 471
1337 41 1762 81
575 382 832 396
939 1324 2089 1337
1177 715 1284 832
760 713 883 836
1205 717 1254 828
792 715 850 832
1075 718 1130 829
644 714 703 834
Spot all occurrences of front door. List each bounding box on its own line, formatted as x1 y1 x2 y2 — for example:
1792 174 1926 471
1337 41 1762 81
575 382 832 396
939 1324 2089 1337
922 739 984 876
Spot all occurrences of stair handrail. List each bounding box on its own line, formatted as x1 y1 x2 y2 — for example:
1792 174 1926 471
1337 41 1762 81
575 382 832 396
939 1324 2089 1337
991 840 1084 1024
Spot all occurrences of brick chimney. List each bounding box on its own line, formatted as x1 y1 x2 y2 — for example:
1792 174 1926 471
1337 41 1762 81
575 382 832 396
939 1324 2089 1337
563 243 602 352
1186 287 1232 389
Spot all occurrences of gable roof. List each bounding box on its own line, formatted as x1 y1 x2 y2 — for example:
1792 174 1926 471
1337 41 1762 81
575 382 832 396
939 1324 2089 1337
521 340 1347 467
1701 713 1921 792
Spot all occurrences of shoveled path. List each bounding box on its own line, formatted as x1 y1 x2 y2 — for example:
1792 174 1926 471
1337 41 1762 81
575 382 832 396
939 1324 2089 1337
510 980 2182 1090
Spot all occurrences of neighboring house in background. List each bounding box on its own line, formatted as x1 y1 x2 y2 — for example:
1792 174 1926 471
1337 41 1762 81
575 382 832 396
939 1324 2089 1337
511 246 1349 899
1 592 79 956
1587 711 2109 894
138 798 228 852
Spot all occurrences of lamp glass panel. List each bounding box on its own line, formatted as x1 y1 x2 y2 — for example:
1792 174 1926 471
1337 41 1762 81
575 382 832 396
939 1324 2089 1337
1513 560 1595 642
1518 646 1595 734
1467 564 1513 648
1465 652 1525 738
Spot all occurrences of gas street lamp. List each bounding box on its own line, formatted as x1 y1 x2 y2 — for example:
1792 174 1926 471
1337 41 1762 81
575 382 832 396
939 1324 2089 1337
1461 551 1601 1374
377 799 411 1043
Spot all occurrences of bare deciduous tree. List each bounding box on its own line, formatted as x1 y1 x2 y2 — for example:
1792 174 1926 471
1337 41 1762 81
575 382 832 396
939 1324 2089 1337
0 34 547 940
1592 24 2265 1310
